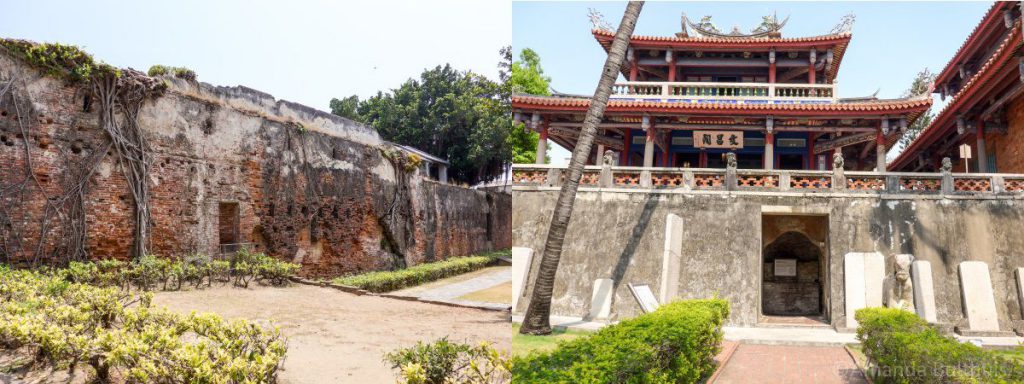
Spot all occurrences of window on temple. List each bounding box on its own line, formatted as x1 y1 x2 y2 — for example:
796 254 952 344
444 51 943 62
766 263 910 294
779 154 805 170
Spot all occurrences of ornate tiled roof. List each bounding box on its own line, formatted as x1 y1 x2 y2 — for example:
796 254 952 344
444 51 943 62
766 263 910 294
592 29 852 83
934 2 1014 87
891 20 1022 170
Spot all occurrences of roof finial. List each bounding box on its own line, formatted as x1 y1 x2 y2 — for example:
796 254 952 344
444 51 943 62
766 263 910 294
830 13 856 35
588 8 613 31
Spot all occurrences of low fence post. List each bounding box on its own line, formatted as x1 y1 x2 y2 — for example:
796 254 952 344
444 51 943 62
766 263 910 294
545 168 562 187
780 172 791 191
991 175 1004 193
941 157 954 195
831 153 846 192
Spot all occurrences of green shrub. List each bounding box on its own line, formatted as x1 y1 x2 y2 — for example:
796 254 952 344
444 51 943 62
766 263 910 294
855 307 1024 383
147 64 197 81
512 298 730 384
0 268 287 382
385 338 510 384
332 254 496 292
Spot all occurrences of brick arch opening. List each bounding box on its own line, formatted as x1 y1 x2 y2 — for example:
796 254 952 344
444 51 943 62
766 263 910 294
761 215 830 323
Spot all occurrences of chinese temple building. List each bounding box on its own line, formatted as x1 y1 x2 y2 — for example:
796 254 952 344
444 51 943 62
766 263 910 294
513 13 932 171
891 2 1024 172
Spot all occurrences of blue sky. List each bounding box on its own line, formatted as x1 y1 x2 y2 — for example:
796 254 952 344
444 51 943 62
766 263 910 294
0 0 510 111
513 1 991 164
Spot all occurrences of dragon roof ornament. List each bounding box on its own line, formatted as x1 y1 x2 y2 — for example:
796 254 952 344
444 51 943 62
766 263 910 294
588 8 614 31
830 13 856 35
680 12 789 39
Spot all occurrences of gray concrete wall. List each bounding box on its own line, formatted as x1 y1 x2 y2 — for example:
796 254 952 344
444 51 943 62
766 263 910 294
513 188 1024 331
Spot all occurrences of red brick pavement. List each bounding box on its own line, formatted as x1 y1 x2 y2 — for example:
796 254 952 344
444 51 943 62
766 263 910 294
713 344 867 384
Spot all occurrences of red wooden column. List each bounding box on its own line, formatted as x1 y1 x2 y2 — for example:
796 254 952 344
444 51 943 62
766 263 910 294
621 129 632 166
808 49 817 84
808 133 816 170
875 126 887 172
976 118 987 172
628 48 638 82
666 50 676 83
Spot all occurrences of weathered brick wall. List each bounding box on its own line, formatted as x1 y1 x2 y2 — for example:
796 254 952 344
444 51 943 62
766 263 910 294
987 93 1024 173
0 51 510 277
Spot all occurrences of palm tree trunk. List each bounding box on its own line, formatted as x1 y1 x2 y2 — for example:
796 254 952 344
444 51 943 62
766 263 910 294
519 1 644 335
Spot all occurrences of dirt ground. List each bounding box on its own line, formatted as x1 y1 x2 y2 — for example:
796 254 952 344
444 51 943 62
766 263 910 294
152 284 511 384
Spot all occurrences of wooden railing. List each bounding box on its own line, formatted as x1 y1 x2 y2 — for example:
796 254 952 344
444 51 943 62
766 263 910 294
511 164 1024 196
610 81 836 103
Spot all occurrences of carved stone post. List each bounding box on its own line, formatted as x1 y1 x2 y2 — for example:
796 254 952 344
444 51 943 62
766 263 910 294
941 157 954 194
545 168 562 188
725 152 737 192
599 150 615 188
640 116 654 188
831 152 846 191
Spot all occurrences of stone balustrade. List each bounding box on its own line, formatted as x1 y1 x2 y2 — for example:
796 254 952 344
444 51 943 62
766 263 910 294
512 164 1024 196
610 81 836 104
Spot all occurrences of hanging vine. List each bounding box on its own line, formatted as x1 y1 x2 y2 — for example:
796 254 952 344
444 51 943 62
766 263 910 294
0 40 165 264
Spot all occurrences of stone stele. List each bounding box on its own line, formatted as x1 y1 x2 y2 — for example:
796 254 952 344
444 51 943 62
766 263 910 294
1016 268 1024 318
958 261 1000 332
863 252 885 308
911 260 938 323
511 247 534 311
589 278 615 320
844 252 867 329
660 213 684 304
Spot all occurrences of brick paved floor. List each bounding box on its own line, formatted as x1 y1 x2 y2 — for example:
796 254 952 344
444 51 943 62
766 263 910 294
713 344 867 384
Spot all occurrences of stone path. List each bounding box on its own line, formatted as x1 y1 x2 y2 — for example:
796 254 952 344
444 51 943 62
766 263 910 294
713 344 867 384
391 267 511 310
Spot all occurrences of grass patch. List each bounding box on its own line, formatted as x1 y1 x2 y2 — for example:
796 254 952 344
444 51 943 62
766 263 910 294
457 281 512 304
511 323 589 357
332 249 509 293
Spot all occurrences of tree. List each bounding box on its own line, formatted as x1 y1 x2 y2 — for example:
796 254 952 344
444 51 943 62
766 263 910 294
519 1 644 335
896 68 937 150
353 64 509 184
508 48 552 164
329 95 361 122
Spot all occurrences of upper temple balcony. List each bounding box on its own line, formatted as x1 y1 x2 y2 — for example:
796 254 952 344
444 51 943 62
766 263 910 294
609 81 837 104
593 12 855 105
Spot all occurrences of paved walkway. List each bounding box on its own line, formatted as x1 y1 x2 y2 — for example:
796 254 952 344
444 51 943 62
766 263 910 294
391 268 511 310
713 344 867 384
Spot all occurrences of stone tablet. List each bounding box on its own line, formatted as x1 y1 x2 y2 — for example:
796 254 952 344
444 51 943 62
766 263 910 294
844 252 867 328
1016 268 1024 318
628 283 661 314
511 247 534 311
958 261 1000 332
774 259 797 277
911 260 937 323
863 252 885 308
589 278 614 320
660 214 684 304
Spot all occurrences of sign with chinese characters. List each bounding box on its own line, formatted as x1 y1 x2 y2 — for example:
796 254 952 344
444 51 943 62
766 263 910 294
693 131 744 149
774 259 797 277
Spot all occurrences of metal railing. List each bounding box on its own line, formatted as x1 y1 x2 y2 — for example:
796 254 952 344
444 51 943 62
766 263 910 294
610 81 837 104
511 164 1024 196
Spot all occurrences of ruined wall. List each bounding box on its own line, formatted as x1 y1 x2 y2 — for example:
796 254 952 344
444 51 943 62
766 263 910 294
513 188 1024 331
0 51 510 277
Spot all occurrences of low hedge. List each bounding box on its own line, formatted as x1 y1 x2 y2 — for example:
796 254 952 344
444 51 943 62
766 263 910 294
332 250 507 292
512 298 730 384
855 307 1024 383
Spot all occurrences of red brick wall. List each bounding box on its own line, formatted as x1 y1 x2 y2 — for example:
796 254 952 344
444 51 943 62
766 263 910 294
987 93 1024 173
0 54 510 277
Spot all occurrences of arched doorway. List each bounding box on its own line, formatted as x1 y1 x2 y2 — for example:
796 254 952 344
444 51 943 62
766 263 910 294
760 214 829 324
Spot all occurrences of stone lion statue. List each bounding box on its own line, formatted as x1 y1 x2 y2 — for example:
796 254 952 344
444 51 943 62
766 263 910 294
726 152 737 169
884 254 915 312
833 152 844 170
941 157 952 173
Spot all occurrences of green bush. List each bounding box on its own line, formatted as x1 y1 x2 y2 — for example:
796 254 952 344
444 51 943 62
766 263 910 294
147 64 197 81
385 338 510 384
57 251 299 291
855 307 1024 383
0 268 287 382
332 254 498 292
512 298 730 384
